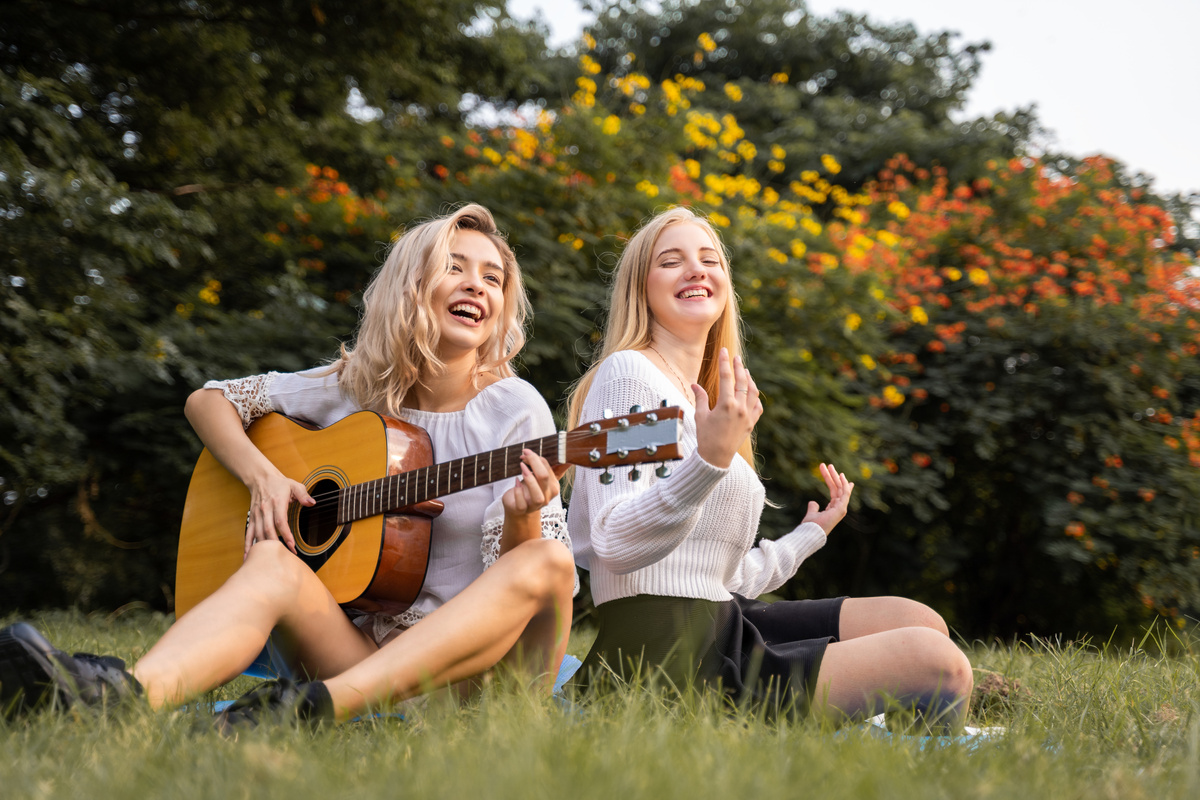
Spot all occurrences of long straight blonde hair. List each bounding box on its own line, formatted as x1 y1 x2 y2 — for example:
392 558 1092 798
566 207 754 466
336 204 529 415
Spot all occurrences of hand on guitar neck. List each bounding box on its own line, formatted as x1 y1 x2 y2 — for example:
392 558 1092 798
175 405 683 617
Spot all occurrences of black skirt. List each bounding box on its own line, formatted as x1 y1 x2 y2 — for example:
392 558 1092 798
579 593 846 710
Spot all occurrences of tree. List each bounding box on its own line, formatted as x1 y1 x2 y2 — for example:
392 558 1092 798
0 0 548 608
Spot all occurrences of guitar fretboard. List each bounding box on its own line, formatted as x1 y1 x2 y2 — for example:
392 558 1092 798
336 433 559 524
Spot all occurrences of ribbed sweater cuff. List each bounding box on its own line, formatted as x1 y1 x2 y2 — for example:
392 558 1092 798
783 521 827 561
657 452 728 512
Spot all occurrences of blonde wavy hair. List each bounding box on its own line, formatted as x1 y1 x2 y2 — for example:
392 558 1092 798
566 206 754 466
335 203 529 416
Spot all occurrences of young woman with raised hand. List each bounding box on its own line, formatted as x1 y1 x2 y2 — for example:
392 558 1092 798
0 204 576 729
566 207 972 725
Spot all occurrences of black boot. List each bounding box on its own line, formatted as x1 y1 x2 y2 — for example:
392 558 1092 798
0 622 144 716
213 678 334 736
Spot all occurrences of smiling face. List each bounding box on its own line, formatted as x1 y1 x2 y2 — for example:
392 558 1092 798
645 220 730 341
431 228 506 361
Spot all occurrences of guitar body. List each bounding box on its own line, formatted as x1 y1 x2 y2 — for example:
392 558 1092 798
175 411 440 618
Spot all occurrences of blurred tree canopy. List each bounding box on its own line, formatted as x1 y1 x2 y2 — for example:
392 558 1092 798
2 0 1197 638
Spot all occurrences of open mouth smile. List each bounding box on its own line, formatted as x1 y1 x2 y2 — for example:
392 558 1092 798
449 301 487 325
676 287 712 299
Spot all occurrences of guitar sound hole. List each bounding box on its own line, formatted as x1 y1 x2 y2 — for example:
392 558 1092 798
296 478 341 548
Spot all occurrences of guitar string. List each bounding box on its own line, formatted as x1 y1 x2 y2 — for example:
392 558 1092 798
287 419 679 507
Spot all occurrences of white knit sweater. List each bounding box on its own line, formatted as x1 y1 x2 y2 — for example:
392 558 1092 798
569 350 827 605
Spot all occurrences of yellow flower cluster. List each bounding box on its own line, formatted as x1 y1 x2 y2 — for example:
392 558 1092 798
510 129 538 160
684 111 720 149
600 115 621 135
636 180 660 197
557 233 586 250
724 83 743 102
887 200 911 219
613 73 651 97
574 75 597 109
661 74 705 116
704 172 761 200
821 153 842 174
579 54 602 75
909 306 929 324
718 113 744 148
698 32 716 53
882 386 905 407
198 279 221 305
767 247 788 264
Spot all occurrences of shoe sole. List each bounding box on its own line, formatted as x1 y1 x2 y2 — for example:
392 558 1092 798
0 623 67 716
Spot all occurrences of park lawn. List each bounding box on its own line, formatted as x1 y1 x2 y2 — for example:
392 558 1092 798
1 610 1198 800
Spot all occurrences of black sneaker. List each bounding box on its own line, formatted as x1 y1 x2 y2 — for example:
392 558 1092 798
0 622 143 716
213 678 334 736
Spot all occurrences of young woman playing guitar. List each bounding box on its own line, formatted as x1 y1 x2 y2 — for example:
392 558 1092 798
0 204 577 729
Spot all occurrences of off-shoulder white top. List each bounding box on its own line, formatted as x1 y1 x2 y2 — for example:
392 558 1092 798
204 366 573 642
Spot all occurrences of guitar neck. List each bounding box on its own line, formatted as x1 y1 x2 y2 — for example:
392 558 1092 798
337 432 561 524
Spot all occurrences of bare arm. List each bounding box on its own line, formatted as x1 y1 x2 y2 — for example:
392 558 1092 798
184 387 313 557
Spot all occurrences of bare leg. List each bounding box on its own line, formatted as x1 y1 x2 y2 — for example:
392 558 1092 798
132 541 375 709
323 538 575 721
811 625 974 727
839 596 950 640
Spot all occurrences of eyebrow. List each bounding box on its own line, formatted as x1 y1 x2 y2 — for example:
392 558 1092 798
654 246 720 260
450 251 506 274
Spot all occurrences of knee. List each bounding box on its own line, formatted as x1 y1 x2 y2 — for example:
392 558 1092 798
506 538 577 602
239 540 310 598
909 627 973 697
891 597 950 637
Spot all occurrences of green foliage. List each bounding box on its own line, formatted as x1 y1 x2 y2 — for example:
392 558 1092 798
2 0 1196 643
0 0 547 608
576 0 1032 189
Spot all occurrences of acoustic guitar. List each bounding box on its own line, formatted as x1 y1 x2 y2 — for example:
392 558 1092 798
175 406 682 617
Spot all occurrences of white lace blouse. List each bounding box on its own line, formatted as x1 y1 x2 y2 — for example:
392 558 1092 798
203 367 573 643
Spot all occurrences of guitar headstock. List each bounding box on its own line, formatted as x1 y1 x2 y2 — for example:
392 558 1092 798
565 405 683 478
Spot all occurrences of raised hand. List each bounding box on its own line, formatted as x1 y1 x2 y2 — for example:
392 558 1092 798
692 348 763 469
243 468 314 558
801 463 854 535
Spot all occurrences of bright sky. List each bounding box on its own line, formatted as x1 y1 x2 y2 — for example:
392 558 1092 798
509 0 1200 198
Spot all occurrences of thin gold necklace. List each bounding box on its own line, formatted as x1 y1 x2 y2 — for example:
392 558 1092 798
647 343 695 403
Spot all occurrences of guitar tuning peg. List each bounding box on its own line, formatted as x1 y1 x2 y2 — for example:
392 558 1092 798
629 404 643 414
602 409 613 419
628 466 641 481
655 463 671 479
599 468 614 485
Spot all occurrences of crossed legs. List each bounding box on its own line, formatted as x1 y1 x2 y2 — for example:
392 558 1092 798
810 597 974 727
131 537 575 719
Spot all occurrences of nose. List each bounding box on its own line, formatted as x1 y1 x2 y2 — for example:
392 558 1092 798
459 267 485 294
684 257 708 281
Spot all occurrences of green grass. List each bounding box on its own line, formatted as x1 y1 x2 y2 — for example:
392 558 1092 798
3 610 1200 800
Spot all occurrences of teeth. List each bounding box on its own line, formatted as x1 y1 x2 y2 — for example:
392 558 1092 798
679 288 709 299
449 303 483 320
